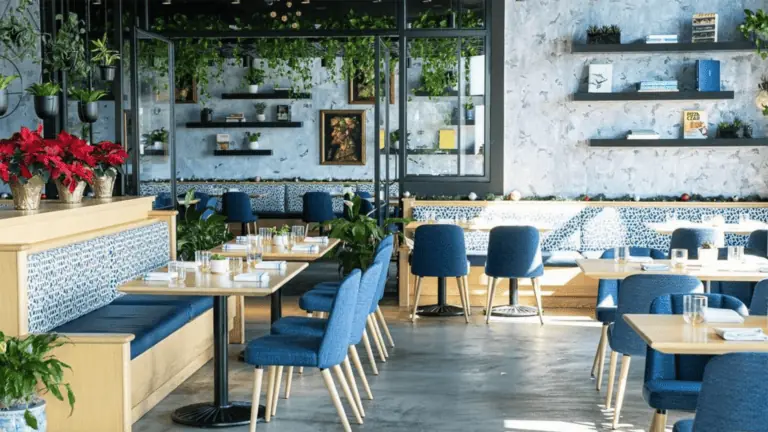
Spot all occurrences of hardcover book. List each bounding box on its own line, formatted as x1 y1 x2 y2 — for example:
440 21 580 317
683 111 708 139
697 60 721 92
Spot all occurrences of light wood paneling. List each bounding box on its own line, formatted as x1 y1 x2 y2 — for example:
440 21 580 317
149 210 178 260
0 250 26 336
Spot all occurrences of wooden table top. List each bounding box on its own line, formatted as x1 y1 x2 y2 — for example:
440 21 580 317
119 262 309 297
577 258 768 282
647 222 768 236
209 238 339 261
404 221 554 233
624 314 768 355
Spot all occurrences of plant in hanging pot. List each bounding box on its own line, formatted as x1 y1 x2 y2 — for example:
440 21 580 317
0 332 76 431
243 67 265 94
26 82 61 119
49 131 96 204
69 87 107 123
0 74 19 116
0 125 61 210
91 33 120 81
697 241 719 263
91 141 128 199
245 131 261 150
254 102 267 121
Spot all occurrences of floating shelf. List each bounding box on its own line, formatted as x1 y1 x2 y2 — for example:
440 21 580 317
186 121 303 128
572 41 755 54
412 90 460 97
142 149 167 156
221 91 311 100
590 138 768 148
450 119 476 126
573 91 734 102
213 150 274 156
385 148 478 155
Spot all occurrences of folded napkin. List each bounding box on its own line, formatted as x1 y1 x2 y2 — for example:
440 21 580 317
714 328 768 341
223 244 248 251
641 263 670 271
236 236 249 243
703 308 745 324
627 256 653 263
144 272 174 281
234 272 270 283
304 236 329 244
292 244 320 253
252 261 287 270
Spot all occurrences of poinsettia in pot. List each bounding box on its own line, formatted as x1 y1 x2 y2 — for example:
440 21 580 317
91 141 128 199
49 131 95 204
0 125 62 210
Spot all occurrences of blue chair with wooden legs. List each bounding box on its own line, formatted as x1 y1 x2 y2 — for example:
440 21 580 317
302 192 336 235
484 226 545 325
410 225 471 323
669 227 719 260
244 270 362 432
222 191 257 235
672 353 768 432
748 279 768 315
644 293 748 432
591 247 667 390
604 274 703 430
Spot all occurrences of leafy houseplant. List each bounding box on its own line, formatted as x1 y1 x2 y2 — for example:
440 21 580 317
0 74 19 116
47 13 90 81
0 0 42 63
243 68 266 94
0 332 76 431
245 131 261 150
271 224 291 246
0 125 63 209
91 33 121 81
69 87 107 123
464 100 475 121
26 82 61 119
254 103 267 121
143 128 169 150
717 118 752 139
587 25 622 45
740 9 768 59
176 190 234 261
91 141 128 198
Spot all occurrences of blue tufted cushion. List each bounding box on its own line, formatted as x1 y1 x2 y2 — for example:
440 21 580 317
643 380 702 412
672 419 693 432
302 192 336 224
222 192 257 223
111 294 213 320
411 225 468 278
749 279 768 315
485 226 544 278
245 335 322 367
669 228 719 259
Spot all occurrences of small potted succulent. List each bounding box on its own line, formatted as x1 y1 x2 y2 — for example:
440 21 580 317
26 82 61 119
272 225 291 247
587 25 621 45
245 132 261 150
0 74 19 116
243 67 265 94
69 87 107 123
254 102 267 121
91 141 128 198
91 33 120 81
698 241 718 263
209 254 229 274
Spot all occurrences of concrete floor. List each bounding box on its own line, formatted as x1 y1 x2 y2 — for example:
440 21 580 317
133 297 690 432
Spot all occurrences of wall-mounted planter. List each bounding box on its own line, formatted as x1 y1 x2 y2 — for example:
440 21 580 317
77 101 99 123
0 88 8 116
99 65 116 81
34 95 59 119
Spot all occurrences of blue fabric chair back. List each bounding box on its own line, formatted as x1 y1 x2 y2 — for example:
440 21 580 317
646 294 747 383
411 225 468 278
747 229 768 257
222 192 256 223
153 192 173 210
318 270 361 369
179 192 211 213
485 226 544 279
749 279 768 315
303 192 336 224
370 239 394 312
669 228 719 260
609 274 703 356
690 353 768 431
349 261 384 344
596 247 667 312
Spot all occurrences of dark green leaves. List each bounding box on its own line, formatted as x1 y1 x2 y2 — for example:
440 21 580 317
176 190 234 261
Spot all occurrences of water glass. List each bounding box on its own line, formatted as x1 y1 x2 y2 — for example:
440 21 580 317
292 225 306 242
259 228 272 244
614 247 630 264
739 213 751 225
683 295 708 325
247 238 263 267
229 257 243 274
196 251 211 273
727 246 744 263
174 262 187 284
671 248 688 269
288 232 300 251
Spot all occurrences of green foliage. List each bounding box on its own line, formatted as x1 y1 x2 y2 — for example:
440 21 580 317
0 0 42 63
91 33 121 66
69 87 107 102
211 254 226 260
0 332 75 429
25 82 61 96
176 190 234 261
587 25 621 36
741 9 768 59
271 224 291 235
245 131 261 142
48 13 90 81
143 128 169 144
254 103 267 114
0 75 19 91
242 67 266 86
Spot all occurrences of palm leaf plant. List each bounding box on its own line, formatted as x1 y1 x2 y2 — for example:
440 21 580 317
176 190 234 261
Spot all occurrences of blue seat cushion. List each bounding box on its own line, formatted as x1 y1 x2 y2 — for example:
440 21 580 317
244 334 321 367
596 306 616 324
672 419 693 432
643 380 701 411
299 290 335 313
312 281 341 293
111 294 213 320
53 304 193 360
271 316 326 338
541 251 584 267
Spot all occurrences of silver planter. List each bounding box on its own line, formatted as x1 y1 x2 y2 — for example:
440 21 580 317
0 88 8 116
55 179 87 204
93 175 116 199
9 176 45 210
0 400 47 431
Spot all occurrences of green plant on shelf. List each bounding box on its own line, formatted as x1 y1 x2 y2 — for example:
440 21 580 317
68 87 107 102
741 9 768 59
242 67 266 87
91 33 121 66
0 74 19 90
143 128 169 145
587 25 621 44
254 103 267 115
717 117 752 139
25 82 61 96
246 131 261 143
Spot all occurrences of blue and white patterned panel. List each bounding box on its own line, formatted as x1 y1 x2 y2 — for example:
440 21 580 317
140 181 171 197
26 222 170 333
286 183 349 214
355 182 400 199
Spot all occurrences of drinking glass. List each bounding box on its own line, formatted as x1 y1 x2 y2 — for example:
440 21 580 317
727 246 744 263
739 213 751 225
292 225 306 242
247 237 263 267
196 251 211 273
288 232 300 251
671 248 688 269
174 262 187 284
167 261 179 282
259 228 272 244
683 295 708 325
614 247 630 264
229 257 243 274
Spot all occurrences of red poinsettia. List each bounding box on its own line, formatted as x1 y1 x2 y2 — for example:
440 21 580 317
0 125 63 184
44 131 96 193
92 141 128 177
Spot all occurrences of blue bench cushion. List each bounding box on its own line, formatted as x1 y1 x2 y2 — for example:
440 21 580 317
542 251 585 267
245 334 322 367
643 380 701 412
111 294 213 320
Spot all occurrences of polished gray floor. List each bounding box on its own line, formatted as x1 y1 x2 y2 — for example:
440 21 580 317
134 305 686 432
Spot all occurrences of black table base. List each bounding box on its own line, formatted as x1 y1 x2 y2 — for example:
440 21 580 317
171 402 256 427
489 278 540 318
417 277 465 317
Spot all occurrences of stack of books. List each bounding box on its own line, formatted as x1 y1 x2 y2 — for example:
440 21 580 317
637 81 679 92
627 129 660 140
646 34 679 44
226 113 246 123
692 13 718 43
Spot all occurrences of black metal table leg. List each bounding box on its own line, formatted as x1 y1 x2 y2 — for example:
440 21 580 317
270 289 282 324
172 296 258 427
417 277 465 317
490 278 538 317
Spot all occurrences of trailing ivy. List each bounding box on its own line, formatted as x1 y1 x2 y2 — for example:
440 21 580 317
47 13 90 81
0 0 41 63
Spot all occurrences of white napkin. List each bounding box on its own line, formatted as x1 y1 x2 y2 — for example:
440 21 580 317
627 256 653 263
144 272 174 281
234 272 270 283
642 263 670 271
236 236 249 243
304 237 329 244
714 328 768 341
253 261 287 270
292 244 320 253
223 244 248 251
703 308 745 324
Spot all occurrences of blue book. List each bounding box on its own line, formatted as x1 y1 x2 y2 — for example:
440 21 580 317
697 60 720 92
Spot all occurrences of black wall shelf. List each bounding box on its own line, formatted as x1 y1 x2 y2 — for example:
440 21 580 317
186 121 303 128
573 91 734 102
412 90 460 97
142 149 167 156
221 91 311 100
572 41 755 54
590 138 768 148
386 148 478 155
214 150 274 156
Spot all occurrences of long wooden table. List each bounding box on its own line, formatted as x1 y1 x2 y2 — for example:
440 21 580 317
210 238 340 261
576 259 768 282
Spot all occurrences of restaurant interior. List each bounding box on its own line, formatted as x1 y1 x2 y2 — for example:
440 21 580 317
1 0 768 431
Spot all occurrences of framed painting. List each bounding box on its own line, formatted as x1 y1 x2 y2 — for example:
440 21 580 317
320 110 366 166
348 70 395 104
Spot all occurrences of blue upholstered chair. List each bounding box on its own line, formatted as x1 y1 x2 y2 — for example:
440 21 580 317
178 191 211 213
244 270 363 430
605 274 703 430
200 197 219 221
410 225 471 323
747 229 768 257
592 247 667 390
644 293 747 431
484 226 545 325
153 192 173 210
222 191 257 235
302 192 336 235
669 227 719 259
672 353 768 432
355 192 375 217
749 279 768 315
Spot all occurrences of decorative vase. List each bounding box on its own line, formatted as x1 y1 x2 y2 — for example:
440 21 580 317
9 175 45 210
248 84 259 94
77 101 99 123
0 88 8 116
55 179 87 204
93 175 116 198
697 248 718 263
273 235 288 247
153 141 163 150
256 113 266 122
0 401 47 432
201 108 213 123
33 95 58 119
99 65 116 81
248 141 259 150
210 258 229 274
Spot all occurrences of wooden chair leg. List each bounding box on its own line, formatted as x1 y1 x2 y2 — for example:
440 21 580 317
265 366 276 423
342 356 365 416
349 345 373 400
333 364 363 424
249 368 264 432
321 369 352 432
531 277 544 325
463 276 472 316
649 409 667 432
271 365 284 416
605 351 618 409
375 306 395 348
370 313 389 358
361 330 379 375
595 324 609 391
411 276 424 322
456 277 470 323
612 355 632 430
284 366 294 399
486 278 498 324
367 316 387 362
485 277 493 317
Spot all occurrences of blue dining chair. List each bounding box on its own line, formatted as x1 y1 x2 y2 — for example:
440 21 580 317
178 191 211 213
748 279 768 315
747 229 768 257
484 226 545 325
669 227 719 259
200 197 219 221
672 353 768 432
605 274 704 430
644 293 748 431
302 192 336 235
410 224 471 323
244 270 362 431
153 192 173 210
592 247 667 390
222 191 257 235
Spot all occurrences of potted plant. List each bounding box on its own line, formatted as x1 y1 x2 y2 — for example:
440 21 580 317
91 141 128 198
50 131 95 204
143 128 168 150
0 332 76 431
717 118 750 139
91 33 120 81
272 225 291 247
69 87 107 123
26 82 61 119
243 67 265 94
740 9 768 59
464 100 475 121
587 25 621 45
209 254 229 274
254 103 267 121
756 77 768 115
201 107 213 123
698 241 718 263
176 190 234 261
0 125 62 210
245 132 261 150
0 74 18 116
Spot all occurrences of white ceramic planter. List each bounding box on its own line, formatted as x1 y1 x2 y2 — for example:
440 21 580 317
0 401 47 431
273 235 288 247
698 248 718 263
153 141 163 150
248 141 260 150
248 84 259 94
256 114 266 122
210 258 229 274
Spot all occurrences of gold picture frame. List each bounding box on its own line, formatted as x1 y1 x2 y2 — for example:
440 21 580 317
320 110 367 166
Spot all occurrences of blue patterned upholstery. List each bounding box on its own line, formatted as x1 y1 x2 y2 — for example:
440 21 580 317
643 293 747 412
222 191 257 224
609 275 703 356
669 228 719 259
672 353 768 432
411 225 468 278
485 226 544 278
749 279 768 315
302 192 336 224
153 192 173 210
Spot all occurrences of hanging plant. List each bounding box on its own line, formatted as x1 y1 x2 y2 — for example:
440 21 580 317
47 13 90 81
740 9 768 59
0 0 42 62
91 33 121 81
